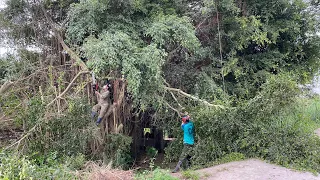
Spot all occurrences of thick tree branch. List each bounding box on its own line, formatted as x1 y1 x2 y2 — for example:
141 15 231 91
164 86 225 109
0 81 14 95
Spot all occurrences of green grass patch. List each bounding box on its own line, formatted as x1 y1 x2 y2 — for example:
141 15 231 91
134 168 178 180
181 170 201 180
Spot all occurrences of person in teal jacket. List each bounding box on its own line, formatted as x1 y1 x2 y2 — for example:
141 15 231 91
172 115 195 173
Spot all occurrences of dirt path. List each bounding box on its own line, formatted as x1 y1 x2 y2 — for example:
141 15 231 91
173 159 320 180
314 128 320 137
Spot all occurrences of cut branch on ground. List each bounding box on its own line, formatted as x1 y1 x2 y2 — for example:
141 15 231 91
0 81 14 95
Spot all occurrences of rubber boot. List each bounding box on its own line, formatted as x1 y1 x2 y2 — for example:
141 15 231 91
96 117 102 126
186 155 191 169
186 159 191 169
91 111 97 118
172 160 183 173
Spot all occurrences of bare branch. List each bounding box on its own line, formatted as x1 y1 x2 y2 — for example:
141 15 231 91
164 86 225 109
5 124 38 150
163 80 183 108
163 101 182 117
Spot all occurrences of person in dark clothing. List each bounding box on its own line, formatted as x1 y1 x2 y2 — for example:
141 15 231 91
172 115 195 173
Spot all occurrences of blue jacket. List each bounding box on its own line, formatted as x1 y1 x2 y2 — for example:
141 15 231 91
181 121 195 145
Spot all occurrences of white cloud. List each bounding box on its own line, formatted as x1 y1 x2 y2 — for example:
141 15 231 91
0 46 16 57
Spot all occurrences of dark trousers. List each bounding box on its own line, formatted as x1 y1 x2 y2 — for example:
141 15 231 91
179 144 193 167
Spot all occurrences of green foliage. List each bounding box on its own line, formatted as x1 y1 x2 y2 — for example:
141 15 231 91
83 31 166 106
146 15 200 51
0 94 25 127
146 146 158 158
0 152 74 180
0 58 10 81
135 168 179 180
201 0 320 97
5 0 26 18
105 134 133 169
66 0 201 108
229 16 271 51
2 0 320 174
164 136 183 163
84 33 166 107
24 98 97 158
215 152 245 165
23 98 45 128
181 170 200 180
194 72 228 101
66 0 150 44
165 74 320 172
64 153 86 170
0 50 39 82
297 97 320 124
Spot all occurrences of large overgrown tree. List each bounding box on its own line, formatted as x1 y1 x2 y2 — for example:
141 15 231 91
1 0 320 171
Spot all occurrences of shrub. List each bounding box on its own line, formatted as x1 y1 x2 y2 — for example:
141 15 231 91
146 146 158 158
135 168 179 180
24 99 98 158
105 134 133 169
181 170 200 180
0 151 74 180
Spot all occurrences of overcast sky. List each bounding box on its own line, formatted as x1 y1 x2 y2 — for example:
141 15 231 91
0 0 7 56
0 0 6 9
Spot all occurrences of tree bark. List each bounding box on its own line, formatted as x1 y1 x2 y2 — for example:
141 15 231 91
0 81 14 95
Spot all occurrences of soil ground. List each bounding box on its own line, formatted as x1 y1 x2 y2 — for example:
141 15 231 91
172 159 320 180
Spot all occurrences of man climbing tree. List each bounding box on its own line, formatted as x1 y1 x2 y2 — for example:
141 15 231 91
91 84 112 125
172 115 195 173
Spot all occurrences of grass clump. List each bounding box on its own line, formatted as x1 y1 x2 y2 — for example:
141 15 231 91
135 168 178 180
181 170 201 180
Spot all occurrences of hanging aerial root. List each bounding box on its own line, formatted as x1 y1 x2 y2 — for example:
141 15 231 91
40 4 88 71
